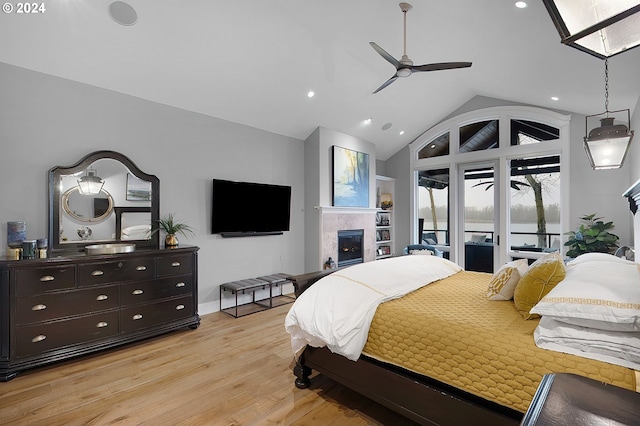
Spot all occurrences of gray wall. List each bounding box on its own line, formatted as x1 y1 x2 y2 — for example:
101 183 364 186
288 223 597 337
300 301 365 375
385 95 635 254
381 146 410 255
0 62 306 315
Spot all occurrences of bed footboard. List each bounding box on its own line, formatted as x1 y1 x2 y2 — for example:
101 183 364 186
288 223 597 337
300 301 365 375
294 346 522 426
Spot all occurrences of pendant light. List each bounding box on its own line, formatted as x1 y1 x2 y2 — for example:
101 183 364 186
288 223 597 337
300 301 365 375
542 0 640 59
583 59 634 170
77 168 105 195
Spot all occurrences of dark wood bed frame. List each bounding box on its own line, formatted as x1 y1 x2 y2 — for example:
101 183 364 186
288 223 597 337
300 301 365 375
289 269 523 426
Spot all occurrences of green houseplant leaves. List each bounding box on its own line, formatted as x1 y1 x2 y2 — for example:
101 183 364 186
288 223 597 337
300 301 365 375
564 213 619 258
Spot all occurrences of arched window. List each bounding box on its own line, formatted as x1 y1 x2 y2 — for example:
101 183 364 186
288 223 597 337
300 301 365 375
409 106 571 272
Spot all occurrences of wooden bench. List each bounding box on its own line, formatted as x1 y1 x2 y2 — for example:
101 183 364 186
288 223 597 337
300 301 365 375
220 273 294 318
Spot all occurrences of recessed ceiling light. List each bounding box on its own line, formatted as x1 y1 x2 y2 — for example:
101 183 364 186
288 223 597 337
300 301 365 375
430 144 437 149
364 118 372 125
381 122 392 131
551 96 559 101
399 130 405 135
307 91 315 98
515 1 527 8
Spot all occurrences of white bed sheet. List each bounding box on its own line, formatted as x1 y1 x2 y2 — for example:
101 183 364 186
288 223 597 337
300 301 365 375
284 255 462 361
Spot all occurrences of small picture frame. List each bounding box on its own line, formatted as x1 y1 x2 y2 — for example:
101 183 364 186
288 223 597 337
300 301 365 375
381 230 390 241
376 212 390 226
126 174 152 201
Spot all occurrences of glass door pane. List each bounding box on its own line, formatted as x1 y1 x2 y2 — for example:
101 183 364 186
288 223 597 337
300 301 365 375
417 168 449 258
461 165 496 272
509 155 561 253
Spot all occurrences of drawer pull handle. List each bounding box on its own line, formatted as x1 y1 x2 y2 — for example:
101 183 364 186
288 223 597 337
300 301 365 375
176 282 186 288
39 275 55 282
176 304 185 310
91 270 104 276
32 335 46 343
96 322 108 328
132 314 143 320
132 289 144 295
171 262 181 267
32 304 47 311
136 266 147 271
96 294 109 301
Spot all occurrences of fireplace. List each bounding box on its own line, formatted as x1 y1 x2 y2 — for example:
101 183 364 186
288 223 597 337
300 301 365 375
337 229 364 266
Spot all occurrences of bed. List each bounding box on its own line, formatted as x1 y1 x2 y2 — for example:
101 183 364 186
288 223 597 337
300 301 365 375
285 254 640 425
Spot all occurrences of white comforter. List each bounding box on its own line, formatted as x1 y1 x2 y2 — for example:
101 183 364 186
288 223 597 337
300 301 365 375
284 255 462 361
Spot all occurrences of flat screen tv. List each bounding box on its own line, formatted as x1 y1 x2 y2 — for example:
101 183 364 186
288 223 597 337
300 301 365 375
211 179 291 237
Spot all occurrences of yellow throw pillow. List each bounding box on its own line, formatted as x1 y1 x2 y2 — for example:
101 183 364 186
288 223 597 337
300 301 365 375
514 251 566 320
487 259 529 301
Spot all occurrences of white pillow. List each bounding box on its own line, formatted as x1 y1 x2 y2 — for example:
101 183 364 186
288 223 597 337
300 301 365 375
530 260 640 331
470 234 487 243
409 249 433 256
534 316 640 370
567 252 633 266
486 259 528 301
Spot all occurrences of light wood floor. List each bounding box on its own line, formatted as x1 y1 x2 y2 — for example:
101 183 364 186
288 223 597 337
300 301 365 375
0 303 418 425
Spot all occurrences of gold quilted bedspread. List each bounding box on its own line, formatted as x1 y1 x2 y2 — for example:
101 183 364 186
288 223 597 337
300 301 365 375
362 271 637 413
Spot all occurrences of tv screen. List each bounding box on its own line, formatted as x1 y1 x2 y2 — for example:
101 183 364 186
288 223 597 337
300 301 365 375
211 179 291 236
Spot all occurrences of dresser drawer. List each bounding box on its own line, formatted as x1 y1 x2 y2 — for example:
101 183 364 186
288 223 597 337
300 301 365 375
77 257 155 286
16 285 119 325
156 254 193 277
15 266 76 296
120 296 194 333
120 275 193 306
15 310 119 358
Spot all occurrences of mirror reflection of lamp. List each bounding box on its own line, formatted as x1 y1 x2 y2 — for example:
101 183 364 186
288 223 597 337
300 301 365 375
77 168 105 195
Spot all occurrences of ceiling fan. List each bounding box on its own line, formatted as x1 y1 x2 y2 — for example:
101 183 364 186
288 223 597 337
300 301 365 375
370 2 472 94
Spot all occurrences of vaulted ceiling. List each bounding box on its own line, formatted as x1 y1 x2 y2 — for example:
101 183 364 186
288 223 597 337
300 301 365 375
2 0 640 160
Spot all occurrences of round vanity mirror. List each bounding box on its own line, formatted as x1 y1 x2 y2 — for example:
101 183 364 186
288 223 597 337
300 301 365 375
61 187 114 223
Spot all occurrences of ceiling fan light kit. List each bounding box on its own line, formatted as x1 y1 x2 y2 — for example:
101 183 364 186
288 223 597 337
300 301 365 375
370 2 472 93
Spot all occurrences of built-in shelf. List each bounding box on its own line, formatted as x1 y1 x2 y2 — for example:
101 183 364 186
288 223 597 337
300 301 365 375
375 176 395 259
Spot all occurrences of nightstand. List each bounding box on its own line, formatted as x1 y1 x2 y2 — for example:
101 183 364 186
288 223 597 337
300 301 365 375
521 373 640 425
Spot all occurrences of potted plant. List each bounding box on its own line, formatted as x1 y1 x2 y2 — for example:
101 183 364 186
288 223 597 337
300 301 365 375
154 213 194 247
564 213 619 258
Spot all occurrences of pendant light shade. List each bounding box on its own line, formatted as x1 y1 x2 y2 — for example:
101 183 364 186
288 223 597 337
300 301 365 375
584 111 634 170
77 168 105 195
542 0 640 59
583 59 634 170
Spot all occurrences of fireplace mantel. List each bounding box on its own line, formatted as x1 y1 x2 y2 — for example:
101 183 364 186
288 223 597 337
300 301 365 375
317 206 380 213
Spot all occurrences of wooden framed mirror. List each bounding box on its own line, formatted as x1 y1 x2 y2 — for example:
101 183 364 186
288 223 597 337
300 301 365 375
48 151 159 253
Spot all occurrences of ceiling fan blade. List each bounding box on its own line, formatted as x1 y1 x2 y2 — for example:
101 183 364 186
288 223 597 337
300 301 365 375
369 42 400 69
411 62 472 72
372 75 399 94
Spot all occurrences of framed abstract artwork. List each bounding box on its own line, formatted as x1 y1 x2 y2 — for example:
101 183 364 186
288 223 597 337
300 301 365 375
332 146 369 207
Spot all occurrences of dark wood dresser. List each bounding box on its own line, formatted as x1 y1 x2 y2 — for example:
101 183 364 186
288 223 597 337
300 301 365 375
0 246 199 381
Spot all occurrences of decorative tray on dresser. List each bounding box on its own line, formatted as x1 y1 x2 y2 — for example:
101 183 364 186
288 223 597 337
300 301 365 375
0 245 199 381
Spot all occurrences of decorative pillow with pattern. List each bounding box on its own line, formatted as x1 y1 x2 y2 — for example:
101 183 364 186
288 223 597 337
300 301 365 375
514 251 566 320
487 259 529 301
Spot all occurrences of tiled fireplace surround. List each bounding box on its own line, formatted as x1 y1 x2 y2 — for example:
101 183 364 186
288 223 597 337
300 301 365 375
320 207 377 266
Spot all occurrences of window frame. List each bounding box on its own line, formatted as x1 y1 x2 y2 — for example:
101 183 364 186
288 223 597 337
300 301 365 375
409 106 571 269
